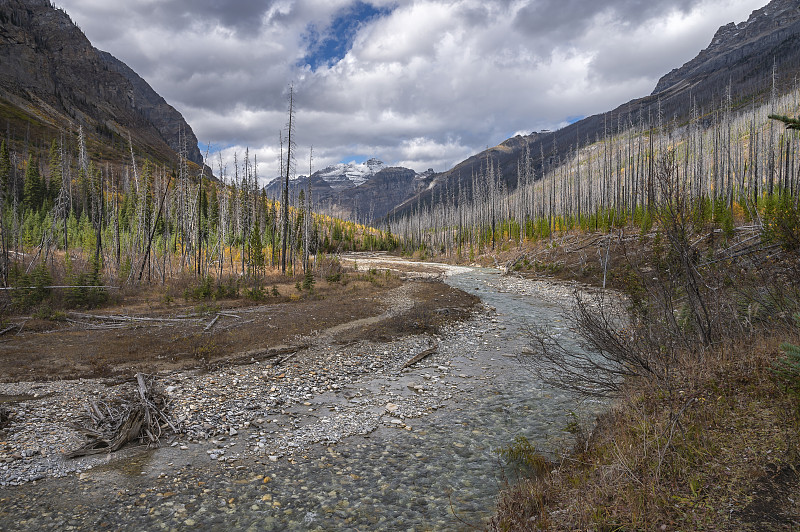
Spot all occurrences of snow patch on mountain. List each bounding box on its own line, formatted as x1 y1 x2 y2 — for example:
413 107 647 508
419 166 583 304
315 158 385 191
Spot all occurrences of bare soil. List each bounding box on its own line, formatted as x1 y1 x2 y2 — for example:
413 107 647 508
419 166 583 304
0 273 478 383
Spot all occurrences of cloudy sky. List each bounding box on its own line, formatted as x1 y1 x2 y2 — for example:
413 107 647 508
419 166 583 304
56 0 767 182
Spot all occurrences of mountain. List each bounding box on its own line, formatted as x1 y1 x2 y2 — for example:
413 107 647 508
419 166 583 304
653 0 800 96
315 158 386 191
264 158 385 199
388 0 800 220
320 166 434 223
265 159 435 222
0 0 203 166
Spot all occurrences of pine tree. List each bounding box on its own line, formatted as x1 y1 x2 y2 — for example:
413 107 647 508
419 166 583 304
23 154 42 211
0 140 10 199
207 183 219 231
248 219 264 277
768 114 800 130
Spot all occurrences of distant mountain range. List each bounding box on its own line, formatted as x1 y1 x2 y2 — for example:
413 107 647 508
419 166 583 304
264 158 436 222
0 0 203 167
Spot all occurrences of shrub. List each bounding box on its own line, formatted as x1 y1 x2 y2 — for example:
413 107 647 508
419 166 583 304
66 260 108 309
118 256 132 283
10 263 52 310
244 282 266 301
184 276 214 301
215 277 239 299
302 269 315 290
772 337 800 398
521 155 794 397
497 435 549 479
762 192 800 250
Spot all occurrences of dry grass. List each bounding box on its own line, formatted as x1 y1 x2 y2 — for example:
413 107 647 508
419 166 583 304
488 196 800 530
492 320 800 531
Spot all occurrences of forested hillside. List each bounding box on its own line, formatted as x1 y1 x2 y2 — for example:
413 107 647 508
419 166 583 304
391 83 800 259
389 0 800 222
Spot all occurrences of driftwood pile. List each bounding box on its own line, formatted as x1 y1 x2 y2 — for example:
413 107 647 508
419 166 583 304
66 373 182 458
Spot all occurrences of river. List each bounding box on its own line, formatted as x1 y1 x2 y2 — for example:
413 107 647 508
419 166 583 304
0 260 598 531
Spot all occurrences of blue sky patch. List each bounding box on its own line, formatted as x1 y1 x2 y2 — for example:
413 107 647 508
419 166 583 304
302 2 393 70
340 154 368 164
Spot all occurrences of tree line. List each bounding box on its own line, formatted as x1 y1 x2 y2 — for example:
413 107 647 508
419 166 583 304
0 122 397 292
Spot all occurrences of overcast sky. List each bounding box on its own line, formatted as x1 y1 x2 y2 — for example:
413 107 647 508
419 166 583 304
55 0 767 182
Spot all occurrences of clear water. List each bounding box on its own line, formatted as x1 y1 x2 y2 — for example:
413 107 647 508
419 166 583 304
0 267 598 531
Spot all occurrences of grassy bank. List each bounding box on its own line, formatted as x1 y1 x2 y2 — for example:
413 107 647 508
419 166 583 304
472 202 800 529
492 332 800 530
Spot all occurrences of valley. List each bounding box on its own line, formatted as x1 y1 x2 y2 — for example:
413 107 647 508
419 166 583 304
2 0 800 529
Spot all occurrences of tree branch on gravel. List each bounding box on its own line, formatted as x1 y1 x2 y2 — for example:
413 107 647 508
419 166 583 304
66 373 181 458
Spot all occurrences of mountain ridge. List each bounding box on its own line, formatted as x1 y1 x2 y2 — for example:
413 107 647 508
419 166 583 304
0 0 203 166
264 159 436 222
387 0 800 221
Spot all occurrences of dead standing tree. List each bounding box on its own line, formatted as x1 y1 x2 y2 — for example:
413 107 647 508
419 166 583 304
522 155 737 397
281 85 296 275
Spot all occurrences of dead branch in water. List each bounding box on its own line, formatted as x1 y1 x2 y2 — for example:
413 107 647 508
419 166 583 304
0 406 13 430
66 373 181 458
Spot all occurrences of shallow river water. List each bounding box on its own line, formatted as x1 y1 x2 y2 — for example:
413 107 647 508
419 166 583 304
0 264 598 531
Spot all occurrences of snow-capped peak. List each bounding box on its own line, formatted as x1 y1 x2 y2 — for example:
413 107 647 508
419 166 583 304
315 158 385 190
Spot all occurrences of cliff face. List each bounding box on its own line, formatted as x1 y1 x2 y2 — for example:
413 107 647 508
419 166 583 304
653 0 800 95
0 0 203 165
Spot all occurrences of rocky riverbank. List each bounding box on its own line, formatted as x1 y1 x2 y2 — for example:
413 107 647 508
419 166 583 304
1 258 597 530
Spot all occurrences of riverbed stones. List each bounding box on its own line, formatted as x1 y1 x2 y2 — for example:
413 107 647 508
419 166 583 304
0 259 598 532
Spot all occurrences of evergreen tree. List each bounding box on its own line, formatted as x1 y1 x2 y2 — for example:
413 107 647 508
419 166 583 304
23 154 43 211
248 219 264 276
0 140 10 199
208 183 219 230
768 114 800 130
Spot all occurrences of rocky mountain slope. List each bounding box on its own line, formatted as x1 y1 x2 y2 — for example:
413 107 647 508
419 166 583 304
0 0 203 166
653 0 800 96
388 0 800 220
265 159 435 223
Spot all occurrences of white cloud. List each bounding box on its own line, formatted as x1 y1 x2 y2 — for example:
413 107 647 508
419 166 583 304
56 0 768 184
